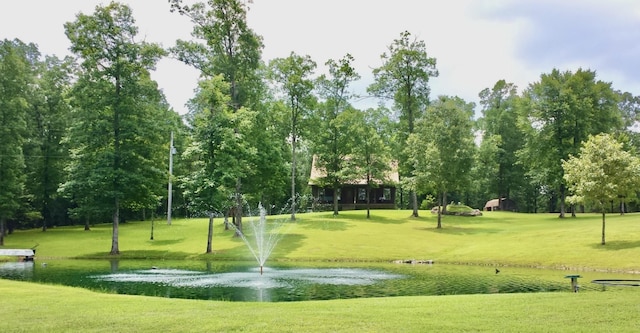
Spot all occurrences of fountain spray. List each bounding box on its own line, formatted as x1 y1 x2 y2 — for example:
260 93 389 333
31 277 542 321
231 203 287 275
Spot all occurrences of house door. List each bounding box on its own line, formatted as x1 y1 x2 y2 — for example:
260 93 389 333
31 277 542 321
342 188 354 204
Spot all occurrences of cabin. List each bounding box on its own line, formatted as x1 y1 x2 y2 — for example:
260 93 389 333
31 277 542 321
484 198 517 211
308 155 399 211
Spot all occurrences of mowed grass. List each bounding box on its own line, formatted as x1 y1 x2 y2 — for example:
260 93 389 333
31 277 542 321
2 278 640 333
3 210 640 332
5 210 640 272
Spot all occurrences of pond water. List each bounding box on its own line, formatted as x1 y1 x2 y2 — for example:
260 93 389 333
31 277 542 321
0 260 637 302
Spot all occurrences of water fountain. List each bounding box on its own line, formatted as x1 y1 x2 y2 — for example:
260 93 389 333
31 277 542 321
231 203 287 275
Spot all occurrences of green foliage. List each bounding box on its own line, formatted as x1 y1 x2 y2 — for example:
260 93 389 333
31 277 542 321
520 68 622 216
407 95 476 226
311 54 361 215
180 75 257 215
563 133 640 244
476 80 526 207
23 55 75 230
169 0 263 110
0 39 37 243
62 3 170 253
368 30 439 216
268 52 317 218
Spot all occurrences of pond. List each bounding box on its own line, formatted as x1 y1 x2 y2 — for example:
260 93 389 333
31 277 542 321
0 260 637 302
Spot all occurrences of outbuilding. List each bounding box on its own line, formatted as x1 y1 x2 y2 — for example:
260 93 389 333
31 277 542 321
484 198 517 211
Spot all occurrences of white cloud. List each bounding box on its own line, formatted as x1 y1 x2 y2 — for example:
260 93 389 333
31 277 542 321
2 0 640 116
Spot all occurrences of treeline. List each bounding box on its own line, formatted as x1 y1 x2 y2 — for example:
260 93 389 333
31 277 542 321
2 1 640 246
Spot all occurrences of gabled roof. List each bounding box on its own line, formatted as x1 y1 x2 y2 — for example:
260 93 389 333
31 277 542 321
308 155 399 186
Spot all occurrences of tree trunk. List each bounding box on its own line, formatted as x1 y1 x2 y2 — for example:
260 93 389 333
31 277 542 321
206 213 214 253
442 192 448 214
84 216 91 231
110 199 120 255
290 135 297 221
436 194 442 229
558 184 566 218
601 210 606 245
333 185 339 216
234 180 243 237
411 190 419 217
366 184 371 219
0 217 5 246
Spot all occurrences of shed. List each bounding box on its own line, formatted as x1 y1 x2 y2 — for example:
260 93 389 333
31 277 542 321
484 198 517 211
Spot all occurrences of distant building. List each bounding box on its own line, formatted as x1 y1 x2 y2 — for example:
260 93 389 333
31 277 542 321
308 155 399 211
484 198 517 211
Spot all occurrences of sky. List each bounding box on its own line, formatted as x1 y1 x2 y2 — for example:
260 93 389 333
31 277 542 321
2 0 640 117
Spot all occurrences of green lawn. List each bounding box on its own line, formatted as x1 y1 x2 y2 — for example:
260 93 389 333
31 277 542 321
6 210 640 272
2 210 640 332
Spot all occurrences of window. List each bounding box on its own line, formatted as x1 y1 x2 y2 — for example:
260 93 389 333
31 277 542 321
358 188 366 201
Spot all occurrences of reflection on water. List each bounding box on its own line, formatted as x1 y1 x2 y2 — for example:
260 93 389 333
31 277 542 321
1 260 639 302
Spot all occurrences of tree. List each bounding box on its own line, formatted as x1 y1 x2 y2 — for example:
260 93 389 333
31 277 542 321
368 31 438 217
408 96 476 228
267 52 317 220
520 68 622 217
563 133 640 245
345 107 393 218
313 54 360 215
63 3 169 254
23 55 74 231
180 75 256 251
170 0 264 230
0 39 36 244
477 80 525 209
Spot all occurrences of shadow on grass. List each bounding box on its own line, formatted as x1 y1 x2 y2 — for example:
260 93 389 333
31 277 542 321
299 219 350 231
147 238 186 246
271 233 306 258
591 240 640 250
304 211 408 224
420 226 502 235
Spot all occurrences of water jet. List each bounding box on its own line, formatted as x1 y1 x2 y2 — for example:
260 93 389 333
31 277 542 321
231 203 287 274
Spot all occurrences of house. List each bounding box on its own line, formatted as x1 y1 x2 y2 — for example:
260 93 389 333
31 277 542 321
484 198 517 211
308 155 399 211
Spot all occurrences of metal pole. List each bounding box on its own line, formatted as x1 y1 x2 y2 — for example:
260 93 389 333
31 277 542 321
167 131 175 225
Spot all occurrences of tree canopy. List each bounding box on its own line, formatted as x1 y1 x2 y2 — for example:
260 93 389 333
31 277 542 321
563 133 640 244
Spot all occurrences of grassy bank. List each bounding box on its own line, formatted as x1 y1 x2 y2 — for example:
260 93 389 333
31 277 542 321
2 279 640 332
2 210 640 332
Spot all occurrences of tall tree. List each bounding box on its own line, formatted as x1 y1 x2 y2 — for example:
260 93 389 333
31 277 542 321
170 0 264 230
0 39 36 244
23 55 74 231
180 75 256 251
267 52 317 220
314 54 360 215
408 96 475 228
477 80 525 209
63 2 168 254
368 31 438 217
346 107 393 218
563 133 640 245
520 68 622 217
